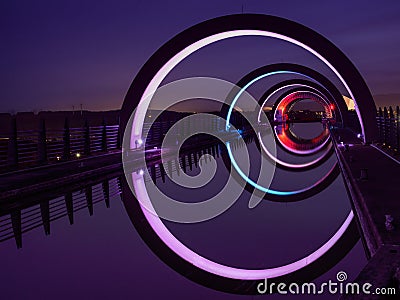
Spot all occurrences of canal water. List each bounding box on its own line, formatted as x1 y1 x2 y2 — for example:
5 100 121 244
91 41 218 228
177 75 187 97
0 124 367 299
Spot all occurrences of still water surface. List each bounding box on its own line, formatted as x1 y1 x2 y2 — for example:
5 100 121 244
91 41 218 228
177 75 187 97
0 125 367 299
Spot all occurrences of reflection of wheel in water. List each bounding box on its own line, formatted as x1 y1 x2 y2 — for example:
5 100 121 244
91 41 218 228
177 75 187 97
273 91 332 155
222 66 340 200
119 14 378 294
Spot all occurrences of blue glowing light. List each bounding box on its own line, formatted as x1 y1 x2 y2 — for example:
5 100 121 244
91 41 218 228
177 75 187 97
226 142 295 196
225 70 322 196
225 71 314 131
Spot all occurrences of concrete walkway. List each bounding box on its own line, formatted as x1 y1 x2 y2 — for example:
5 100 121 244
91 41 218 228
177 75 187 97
332 128 400 299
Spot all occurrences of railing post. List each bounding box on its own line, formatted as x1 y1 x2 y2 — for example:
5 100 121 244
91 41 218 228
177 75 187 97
84 119 91 156
38 118 47 164
101 119 107 152
7 116 18 168
63 117 71 160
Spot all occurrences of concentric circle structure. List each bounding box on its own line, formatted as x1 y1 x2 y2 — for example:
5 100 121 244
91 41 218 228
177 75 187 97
220 63 348 189
255 77 338 171
119 14 377 294
273 90 332 155
223 67 340 199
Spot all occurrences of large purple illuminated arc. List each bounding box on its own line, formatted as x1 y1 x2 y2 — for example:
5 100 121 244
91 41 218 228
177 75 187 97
120 14 364 294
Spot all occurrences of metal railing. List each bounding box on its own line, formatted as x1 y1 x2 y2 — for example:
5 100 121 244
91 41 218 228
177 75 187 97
0 118 121 173
0 111 249 173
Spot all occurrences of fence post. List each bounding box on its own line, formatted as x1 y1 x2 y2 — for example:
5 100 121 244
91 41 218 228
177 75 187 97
38 118 47 164
7 116 18 168
101 119 107 152
84 119 91 156
63 117 71 160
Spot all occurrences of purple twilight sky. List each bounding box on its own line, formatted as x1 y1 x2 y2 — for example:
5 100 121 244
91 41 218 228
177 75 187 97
2 0 400 113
